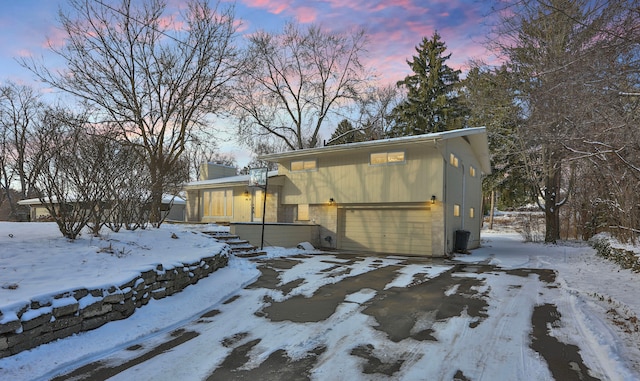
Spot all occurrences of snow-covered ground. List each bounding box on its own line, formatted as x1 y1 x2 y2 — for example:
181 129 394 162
0 221 639 380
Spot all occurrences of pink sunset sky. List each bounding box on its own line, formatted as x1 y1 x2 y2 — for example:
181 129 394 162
0 0 501 164
0 0 500 88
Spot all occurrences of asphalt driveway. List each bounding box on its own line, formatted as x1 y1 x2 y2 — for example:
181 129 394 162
53 253 597 381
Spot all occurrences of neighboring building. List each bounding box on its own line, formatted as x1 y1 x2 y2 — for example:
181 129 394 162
184 128 491 257
17 195 186 222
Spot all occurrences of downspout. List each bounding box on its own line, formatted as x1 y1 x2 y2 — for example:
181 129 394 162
461 163 466 231
443 156 448 255
441 139 448 255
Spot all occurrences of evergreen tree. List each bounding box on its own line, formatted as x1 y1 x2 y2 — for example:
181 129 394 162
327 119 365 145
389 32 465 136
462 65 529 210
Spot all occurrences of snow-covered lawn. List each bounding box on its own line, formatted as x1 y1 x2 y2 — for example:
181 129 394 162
0 222 229 312
0 222 639 380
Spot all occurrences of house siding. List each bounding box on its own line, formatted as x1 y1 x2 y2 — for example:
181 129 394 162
308 204 338 249
32 206 51 221
186 190 200 222
231 223 320 248
444 138 485 252
278 145 444 205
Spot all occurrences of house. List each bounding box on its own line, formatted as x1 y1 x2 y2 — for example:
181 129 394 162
184 163 285 224
18 195 186 222
184 127 490 257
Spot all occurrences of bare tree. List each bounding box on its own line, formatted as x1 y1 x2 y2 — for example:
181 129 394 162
233 21 370 151
239 141 282 174
184 137 236 181
29 108 100 238
355 84 400 140
0 82 44 219
102 139 154 232
23 0 240 226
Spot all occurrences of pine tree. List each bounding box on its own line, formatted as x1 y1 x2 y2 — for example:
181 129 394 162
327 119 365 145
389 32 465 136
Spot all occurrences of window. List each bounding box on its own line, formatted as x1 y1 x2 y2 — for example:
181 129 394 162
297 204 309 221
469 207 475 219
450 153 459 167
370 151 405 165
370 153 387 165
203 190 232 217
453 204 460 217
253 189 264 219
469 166 476 177
291 160 316 171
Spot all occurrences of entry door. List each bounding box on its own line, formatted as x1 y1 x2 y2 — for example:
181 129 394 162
251 189 264 222
338 207 432 256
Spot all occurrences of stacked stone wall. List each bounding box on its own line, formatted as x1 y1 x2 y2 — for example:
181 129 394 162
0 249 230 358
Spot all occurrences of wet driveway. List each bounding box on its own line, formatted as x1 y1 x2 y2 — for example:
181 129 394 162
54 253 599 380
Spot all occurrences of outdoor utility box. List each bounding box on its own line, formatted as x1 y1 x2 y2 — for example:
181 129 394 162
454 230 471 253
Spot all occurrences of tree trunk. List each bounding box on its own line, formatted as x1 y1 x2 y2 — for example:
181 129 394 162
489 190 495 230
149 173 164 228
543 170 561 243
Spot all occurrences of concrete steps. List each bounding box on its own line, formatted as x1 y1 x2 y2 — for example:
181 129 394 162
202 231 266 258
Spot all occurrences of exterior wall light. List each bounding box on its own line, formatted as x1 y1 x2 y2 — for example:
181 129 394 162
329 198 335 205
243 190 250 200
431 195 436 204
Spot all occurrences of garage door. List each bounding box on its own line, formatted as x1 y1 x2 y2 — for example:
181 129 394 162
338 207 431 256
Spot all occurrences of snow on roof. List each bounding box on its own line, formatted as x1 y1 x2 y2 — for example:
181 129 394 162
18 195 185 206
162 195 186 205
259 127 491 174
184 170 279 187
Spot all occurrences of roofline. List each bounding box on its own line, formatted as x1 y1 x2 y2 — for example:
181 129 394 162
259 127 488 162
17 195 186 206
183 171 281 188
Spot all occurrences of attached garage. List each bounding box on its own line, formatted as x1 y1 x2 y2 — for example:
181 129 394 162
338 206 432 256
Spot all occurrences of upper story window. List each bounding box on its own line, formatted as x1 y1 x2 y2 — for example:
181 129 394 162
291 159 316 172
370 151 405 165
449 153 459 168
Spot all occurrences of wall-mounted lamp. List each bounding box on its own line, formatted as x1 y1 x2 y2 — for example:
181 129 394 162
431 195 437 204
243 190 250 200
329 198 335 205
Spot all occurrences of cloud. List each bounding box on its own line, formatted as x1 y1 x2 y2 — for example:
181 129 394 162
293 6 318 24
234 19 250 33
242 0 292 15
323 0 428 15
158 15 184 31
15 49 33 58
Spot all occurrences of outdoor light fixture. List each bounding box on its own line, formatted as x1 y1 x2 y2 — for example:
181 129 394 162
431 195 436 204
329 198 335 205
243 190 250 200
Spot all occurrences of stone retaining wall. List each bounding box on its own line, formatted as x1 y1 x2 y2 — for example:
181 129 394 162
0 249 230 358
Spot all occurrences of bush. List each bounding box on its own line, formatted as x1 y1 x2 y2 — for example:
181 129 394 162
516 212 545 242
590 236 640 272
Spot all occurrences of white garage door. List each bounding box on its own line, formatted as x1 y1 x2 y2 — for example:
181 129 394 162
338 207 432 256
